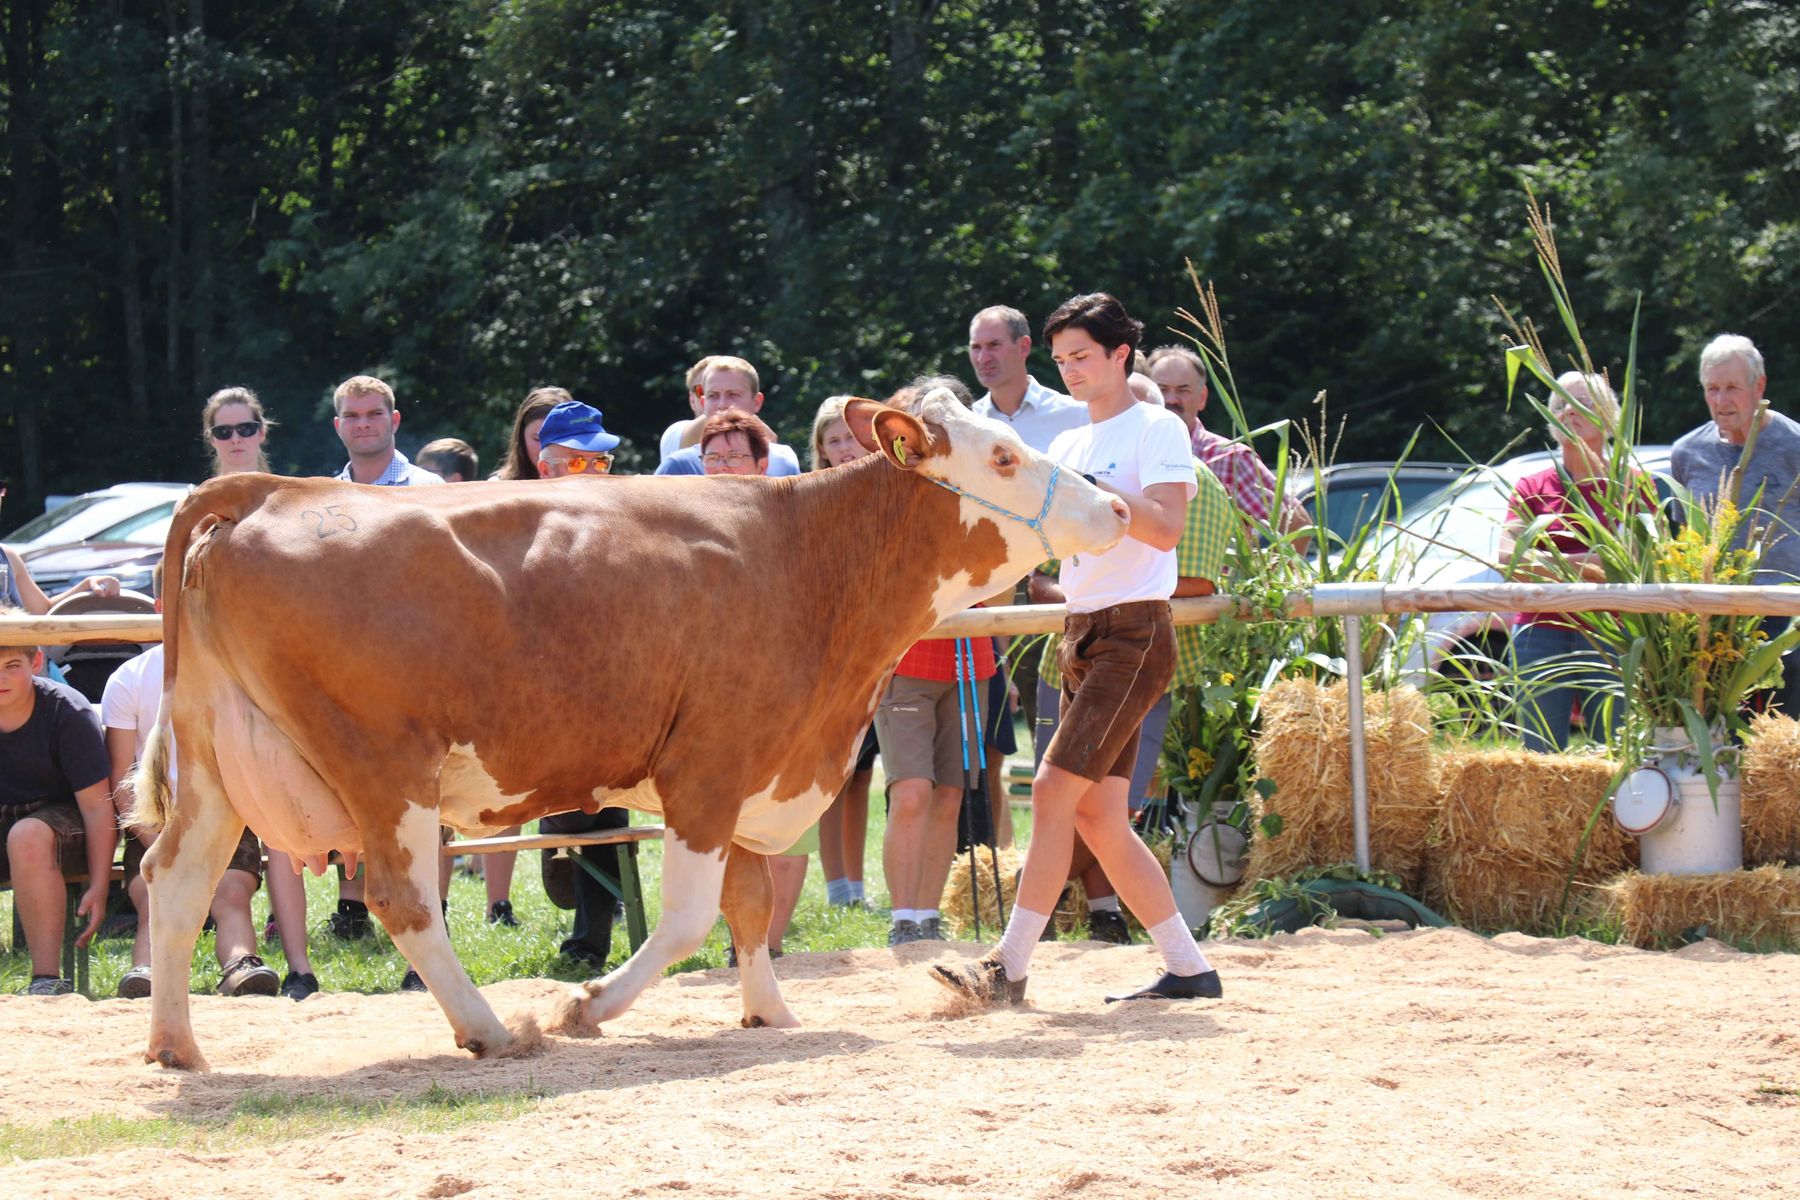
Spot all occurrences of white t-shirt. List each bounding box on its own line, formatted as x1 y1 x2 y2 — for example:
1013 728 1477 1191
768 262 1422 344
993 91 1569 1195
1048 402 1198 613
101 644 164 761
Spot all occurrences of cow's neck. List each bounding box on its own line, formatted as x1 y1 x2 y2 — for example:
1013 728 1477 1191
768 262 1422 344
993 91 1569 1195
787 456 1018 670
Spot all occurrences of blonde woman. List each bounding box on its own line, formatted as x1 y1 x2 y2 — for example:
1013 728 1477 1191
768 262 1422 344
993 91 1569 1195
200 387 322 998
810 396 878 907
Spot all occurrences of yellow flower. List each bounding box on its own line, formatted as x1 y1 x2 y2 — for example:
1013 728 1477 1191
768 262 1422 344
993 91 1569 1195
1220 672 1236 686
1186 747 1214 779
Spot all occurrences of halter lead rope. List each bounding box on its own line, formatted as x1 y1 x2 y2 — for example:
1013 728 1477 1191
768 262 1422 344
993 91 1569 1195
920 462 1063 560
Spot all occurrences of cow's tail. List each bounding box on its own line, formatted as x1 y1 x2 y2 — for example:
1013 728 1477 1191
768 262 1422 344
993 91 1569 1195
126 472 292 833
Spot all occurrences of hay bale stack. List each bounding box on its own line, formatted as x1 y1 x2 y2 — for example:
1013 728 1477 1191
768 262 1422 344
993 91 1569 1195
1743 713 1800 866
1244 679 1438 890
1426 748 1635 933
939 845 1087 938
1597 865 1800 949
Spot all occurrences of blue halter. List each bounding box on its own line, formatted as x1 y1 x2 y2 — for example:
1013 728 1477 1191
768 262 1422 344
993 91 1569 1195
921 462 1063 561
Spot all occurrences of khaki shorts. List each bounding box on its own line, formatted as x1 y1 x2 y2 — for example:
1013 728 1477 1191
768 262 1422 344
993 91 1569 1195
123 827 263 887
873 674 983 789
1045 601 1177 782
0 801 90 884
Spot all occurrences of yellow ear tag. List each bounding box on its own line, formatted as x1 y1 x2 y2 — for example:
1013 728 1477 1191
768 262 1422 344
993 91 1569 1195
892 436 909 465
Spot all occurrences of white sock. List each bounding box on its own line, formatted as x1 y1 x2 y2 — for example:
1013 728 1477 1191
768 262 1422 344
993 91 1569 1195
918 908 939 922
849 880 865 902
893 909 919 925
1146 913 1211 976
826 878 849 905
1087 894 1122 913
995 906 1052 979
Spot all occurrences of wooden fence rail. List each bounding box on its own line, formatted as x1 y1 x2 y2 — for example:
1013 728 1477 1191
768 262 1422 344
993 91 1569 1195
9 581 1799 646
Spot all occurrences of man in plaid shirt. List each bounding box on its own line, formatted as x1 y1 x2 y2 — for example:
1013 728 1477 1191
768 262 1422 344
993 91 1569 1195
1147 347 1307 544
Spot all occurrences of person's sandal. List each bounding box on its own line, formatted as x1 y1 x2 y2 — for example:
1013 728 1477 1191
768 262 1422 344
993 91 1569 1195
117 965 153 999
218 954 280 997
928 956 1028 1009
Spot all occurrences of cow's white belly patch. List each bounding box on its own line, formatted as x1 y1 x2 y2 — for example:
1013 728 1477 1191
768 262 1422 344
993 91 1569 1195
732 779 836 856
437 742 534 835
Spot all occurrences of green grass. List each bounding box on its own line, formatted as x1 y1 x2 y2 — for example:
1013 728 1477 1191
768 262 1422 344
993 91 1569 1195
0 760 1040 997
0 1081 546 1161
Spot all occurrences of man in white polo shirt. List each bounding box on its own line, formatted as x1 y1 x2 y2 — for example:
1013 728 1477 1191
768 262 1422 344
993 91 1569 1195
967 305 1089 453
933 292 1222 1008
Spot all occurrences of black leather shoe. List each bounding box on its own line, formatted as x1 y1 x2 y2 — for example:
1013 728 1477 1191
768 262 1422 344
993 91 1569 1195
400 969 428 993
1104 969 1223 1003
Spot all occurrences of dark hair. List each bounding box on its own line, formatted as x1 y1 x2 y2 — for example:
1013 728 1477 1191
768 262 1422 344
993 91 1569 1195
201 387 274 475
417 437 478 481
1042 292 1143 357
699 407 775 466
496 387 570 480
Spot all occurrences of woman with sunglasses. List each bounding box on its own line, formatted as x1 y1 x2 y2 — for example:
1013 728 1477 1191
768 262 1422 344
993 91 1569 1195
197 386 322 1000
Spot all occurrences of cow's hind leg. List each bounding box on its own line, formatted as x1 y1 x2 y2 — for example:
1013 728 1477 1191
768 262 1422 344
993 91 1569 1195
563 832 727 1028
143 738 247 1071
720 845 799 1029
367 802 511 1057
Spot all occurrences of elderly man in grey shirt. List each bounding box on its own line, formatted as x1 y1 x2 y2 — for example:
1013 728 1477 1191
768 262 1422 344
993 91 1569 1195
1671 333 1800 708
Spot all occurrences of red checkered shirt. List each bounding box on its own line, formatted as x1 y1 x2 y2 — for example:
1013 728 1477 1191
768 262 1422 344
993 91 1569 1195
895 636 997 683
1193 424 1290 524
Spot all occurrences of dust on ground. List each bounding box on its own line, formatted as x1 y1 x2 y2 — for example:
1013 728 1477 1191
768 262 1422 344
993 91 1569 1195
4 928 1797 1199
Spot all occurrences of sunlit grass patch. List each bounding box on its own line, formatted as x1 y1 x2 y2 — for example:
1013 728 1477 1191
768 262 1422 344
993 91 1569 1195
0 1081 546 1162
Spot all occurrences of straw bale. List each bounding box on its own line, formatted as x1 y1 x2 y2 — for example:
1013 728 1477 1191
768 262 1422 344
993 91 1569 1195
1244 679 1438 890
1597 865 1800 950
1425 748 1636 933
1743 713 1800 866
939 845 1087 938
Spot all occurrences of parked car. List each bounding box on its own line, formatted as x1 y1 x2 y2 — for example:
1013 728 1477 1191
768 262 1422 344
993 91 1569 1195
23 538 166 596
1377 446 1674 671
2 482 190 553
1288 461 1465 553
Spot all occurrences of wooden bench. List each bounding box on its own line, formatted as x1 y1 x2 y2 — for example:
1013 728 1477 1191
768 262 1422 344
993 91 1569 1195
446 826 664 953
4 864 126 998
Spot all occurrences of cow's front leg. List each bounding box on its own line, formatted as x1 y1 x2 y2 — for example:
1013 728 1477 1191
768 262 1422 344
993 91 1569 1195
142 739 244 1072
367 803 511 1057
561 832 726 1029
720 844 799 1029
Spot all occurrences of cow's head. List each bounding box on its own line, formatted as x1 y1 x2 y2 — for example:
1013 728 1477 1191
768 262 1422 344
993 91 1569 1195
846 389 1128 580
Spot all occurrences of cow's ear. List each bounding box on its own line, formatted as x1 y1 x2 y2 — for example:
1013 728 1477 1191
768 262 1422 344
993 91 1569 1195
869 407 941 471
843 398 886 455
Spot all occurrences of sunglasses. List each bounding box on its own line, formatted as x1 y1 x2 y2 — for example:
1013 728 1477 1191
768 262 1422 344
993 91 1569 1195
210 421 263 441
547 453 612 476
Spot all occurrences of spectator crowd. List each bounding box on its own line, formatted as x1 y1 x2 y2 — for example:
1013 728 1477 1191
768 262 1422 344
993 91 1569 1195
1 298 1791 1000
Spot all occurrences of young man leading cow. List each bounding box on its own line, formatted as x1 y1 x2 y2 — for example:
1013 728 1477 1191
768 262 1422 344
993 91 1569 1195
933 291 1223 1009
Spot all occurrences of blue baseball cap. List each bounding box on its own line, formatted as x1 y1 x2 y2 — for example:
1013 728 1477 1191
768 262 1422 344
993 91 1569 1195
536 401 620 454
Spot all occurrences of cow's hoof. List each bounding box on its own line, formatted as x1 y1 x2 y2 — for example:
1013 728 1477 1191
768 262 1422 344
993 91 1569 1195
544 982 604 1038
145 1040 207 1072
740 1008 800 1030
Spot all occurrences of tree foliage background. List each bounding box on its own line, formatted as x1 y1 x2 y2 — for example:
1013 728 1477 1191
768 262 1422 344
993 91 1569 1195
3 0 1797 512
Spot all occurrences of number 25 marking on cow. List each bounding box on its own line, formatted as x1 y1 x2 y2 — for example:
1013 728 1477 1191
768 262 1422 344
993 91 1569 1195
302 505 358 540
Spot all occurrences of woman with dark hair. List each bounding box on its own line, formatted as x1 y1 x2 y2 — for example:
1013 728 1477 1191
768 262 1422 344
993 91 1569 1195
202 386 276 475
466 385 576 926
493 386 570 481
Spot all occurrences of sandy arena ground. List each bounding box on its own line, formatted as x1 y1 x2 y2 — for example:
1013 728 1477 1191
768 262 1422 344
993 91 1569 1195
3 927 1797 1199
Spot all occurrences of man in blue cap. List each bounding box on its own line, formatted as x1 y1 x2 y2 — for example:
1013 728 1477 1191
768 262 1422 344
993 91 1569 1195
528 399 631 969
536 400 622 478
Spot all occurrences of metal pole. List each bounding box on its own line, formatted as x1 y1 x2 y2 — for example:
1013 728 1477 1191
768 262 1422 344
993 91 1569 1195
1344 613 1371 874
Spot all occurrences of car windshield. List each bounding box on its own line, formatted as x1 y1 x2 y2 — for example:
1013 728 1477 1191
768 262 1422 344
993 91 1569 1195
94 504 178 543
1309 473 1463 549
4 496 107 543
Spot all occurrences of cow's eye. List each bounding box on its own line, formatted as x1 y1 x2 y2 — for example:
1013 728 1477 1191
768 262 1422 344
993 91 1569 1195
994 450 1015 468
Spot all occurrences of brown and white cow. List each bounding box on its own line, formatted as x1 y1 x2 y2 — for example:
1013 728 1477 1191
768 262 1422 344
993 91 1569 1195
130 391 1126 1068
